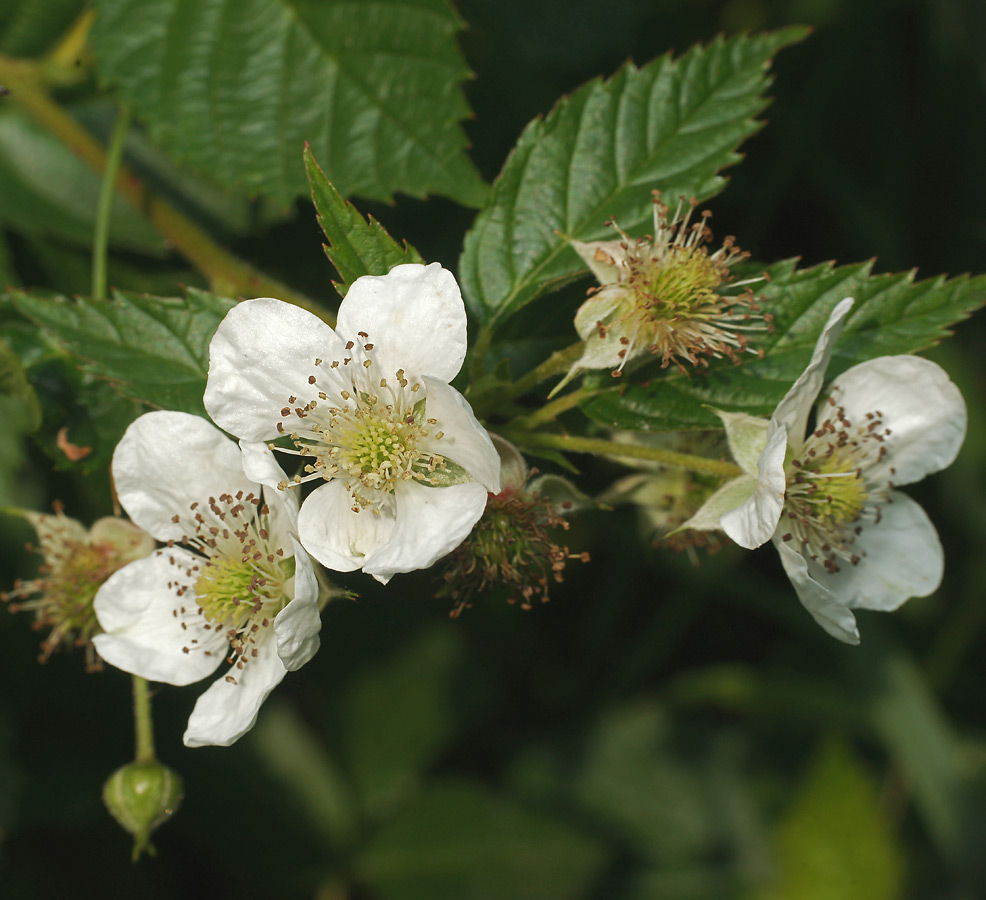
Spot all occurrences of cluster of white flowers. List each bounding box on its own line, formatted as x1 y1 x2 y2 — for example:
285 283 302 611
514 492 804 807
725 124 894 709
87 249 967 746
94 264 501 746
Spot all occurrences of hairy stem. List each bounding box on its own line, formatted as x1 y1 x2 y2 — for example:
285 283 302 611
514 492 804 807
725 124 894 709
132 675 155 764
509 341 584 399
508 387 606 429
503 430 743 478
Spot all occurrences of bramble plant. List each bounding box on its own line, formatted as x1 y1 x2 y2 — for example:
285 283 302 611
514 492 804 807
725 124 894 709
1 2 985 897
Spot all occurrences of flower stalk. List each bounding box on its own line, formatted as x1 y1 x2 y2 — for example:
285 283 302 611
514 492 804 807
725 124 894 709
132 675 155 764
502 430 744 479
92 105 131 302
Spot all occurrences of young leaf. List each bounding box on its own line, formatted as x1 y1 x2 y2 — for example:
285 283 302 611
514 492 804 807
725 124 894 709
581 258 986 432
90 0 487 207
12 288 234 415
305 147 424 298
459 28 808 328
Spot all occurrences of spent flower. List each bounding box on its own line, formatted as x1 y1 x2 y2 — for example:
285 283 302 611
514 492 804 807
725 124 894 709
684 298 967 643
93 411 321 747
554 193 767 393
2 504 154 671
204 263 501 584
439 436 589 616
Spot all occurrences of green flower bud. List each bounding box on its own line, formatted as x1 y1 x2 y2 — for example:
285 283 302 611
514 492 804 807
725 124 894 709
103 761 183 860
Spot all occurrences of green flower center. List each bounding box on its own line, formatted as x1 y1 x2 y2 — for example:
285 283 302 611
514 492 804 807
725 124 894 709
3 530 139 672
583 195 765 375
193 555 293 630
274 337 469 513
169 490 294 671
779 402 892 574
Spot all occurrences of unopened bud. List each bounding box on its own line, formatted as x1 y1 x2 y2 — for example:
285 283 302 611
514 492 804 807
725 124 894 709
103 761 183 860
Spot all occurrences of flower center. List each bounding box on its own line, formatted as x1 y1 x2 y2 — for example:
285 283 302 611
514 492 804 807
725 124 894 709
3 537 124 671
588 193 769 375
779 399 893 574
273 333 463 514
167 490 292 677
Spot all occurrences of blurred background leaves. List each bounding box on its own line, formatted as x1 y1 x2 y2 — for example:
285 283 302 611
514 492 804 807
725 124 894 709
2 0 986 899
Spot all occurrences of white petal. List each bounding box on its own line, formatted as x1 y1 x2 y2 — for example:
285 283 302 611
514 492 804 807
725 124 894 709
205 297 346 442
238 440 300 536
823 355 967 486
87 518 156 565
337 263 466 384
720 420 788 549
716 411 770 476
775 539 861 645
679 474 756 532
112 410 253 542
298 480 396 571
490 433 528 491
803 492 944 612
772 297 854 447
93 551 226 685
273 537 321 671
183 636 286 747
419 377 501 492
568 238 630 284
22 510 87 559
362 481 489 584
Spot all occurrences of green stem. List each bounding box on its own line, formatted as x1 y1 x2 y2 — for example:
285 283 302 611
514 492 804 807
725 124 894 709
0 55 329 322
469 325 493 383
91 105 131 301
508 341 584 399
503 430 743 478
132 675 155 763
508 387 605 429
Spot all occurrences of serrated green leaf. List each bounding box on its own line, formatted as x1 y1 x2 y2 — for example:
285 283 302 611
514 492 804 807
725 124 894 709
341 626 462 820
582 258 986 432
305 147 424 298
12 287 234 415
356 779 609 900
755 738 902 900
0 107 164 253
459 28 807 328
91 0 487 206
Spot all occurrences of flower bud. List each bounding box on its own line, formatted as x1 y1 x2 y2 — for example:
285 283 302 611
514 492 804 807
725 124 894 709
103 761 183 860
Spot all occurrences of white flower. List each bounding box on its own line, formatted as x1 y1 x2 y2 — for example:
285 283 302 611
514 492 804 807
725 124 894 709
552 194 765 395
685 298 967 643
203 263 501 584
93 410 320 747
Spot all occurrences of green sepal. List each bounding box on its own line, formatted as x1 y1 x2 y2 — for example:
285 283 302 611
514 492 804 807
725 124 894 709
305 147 425 298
